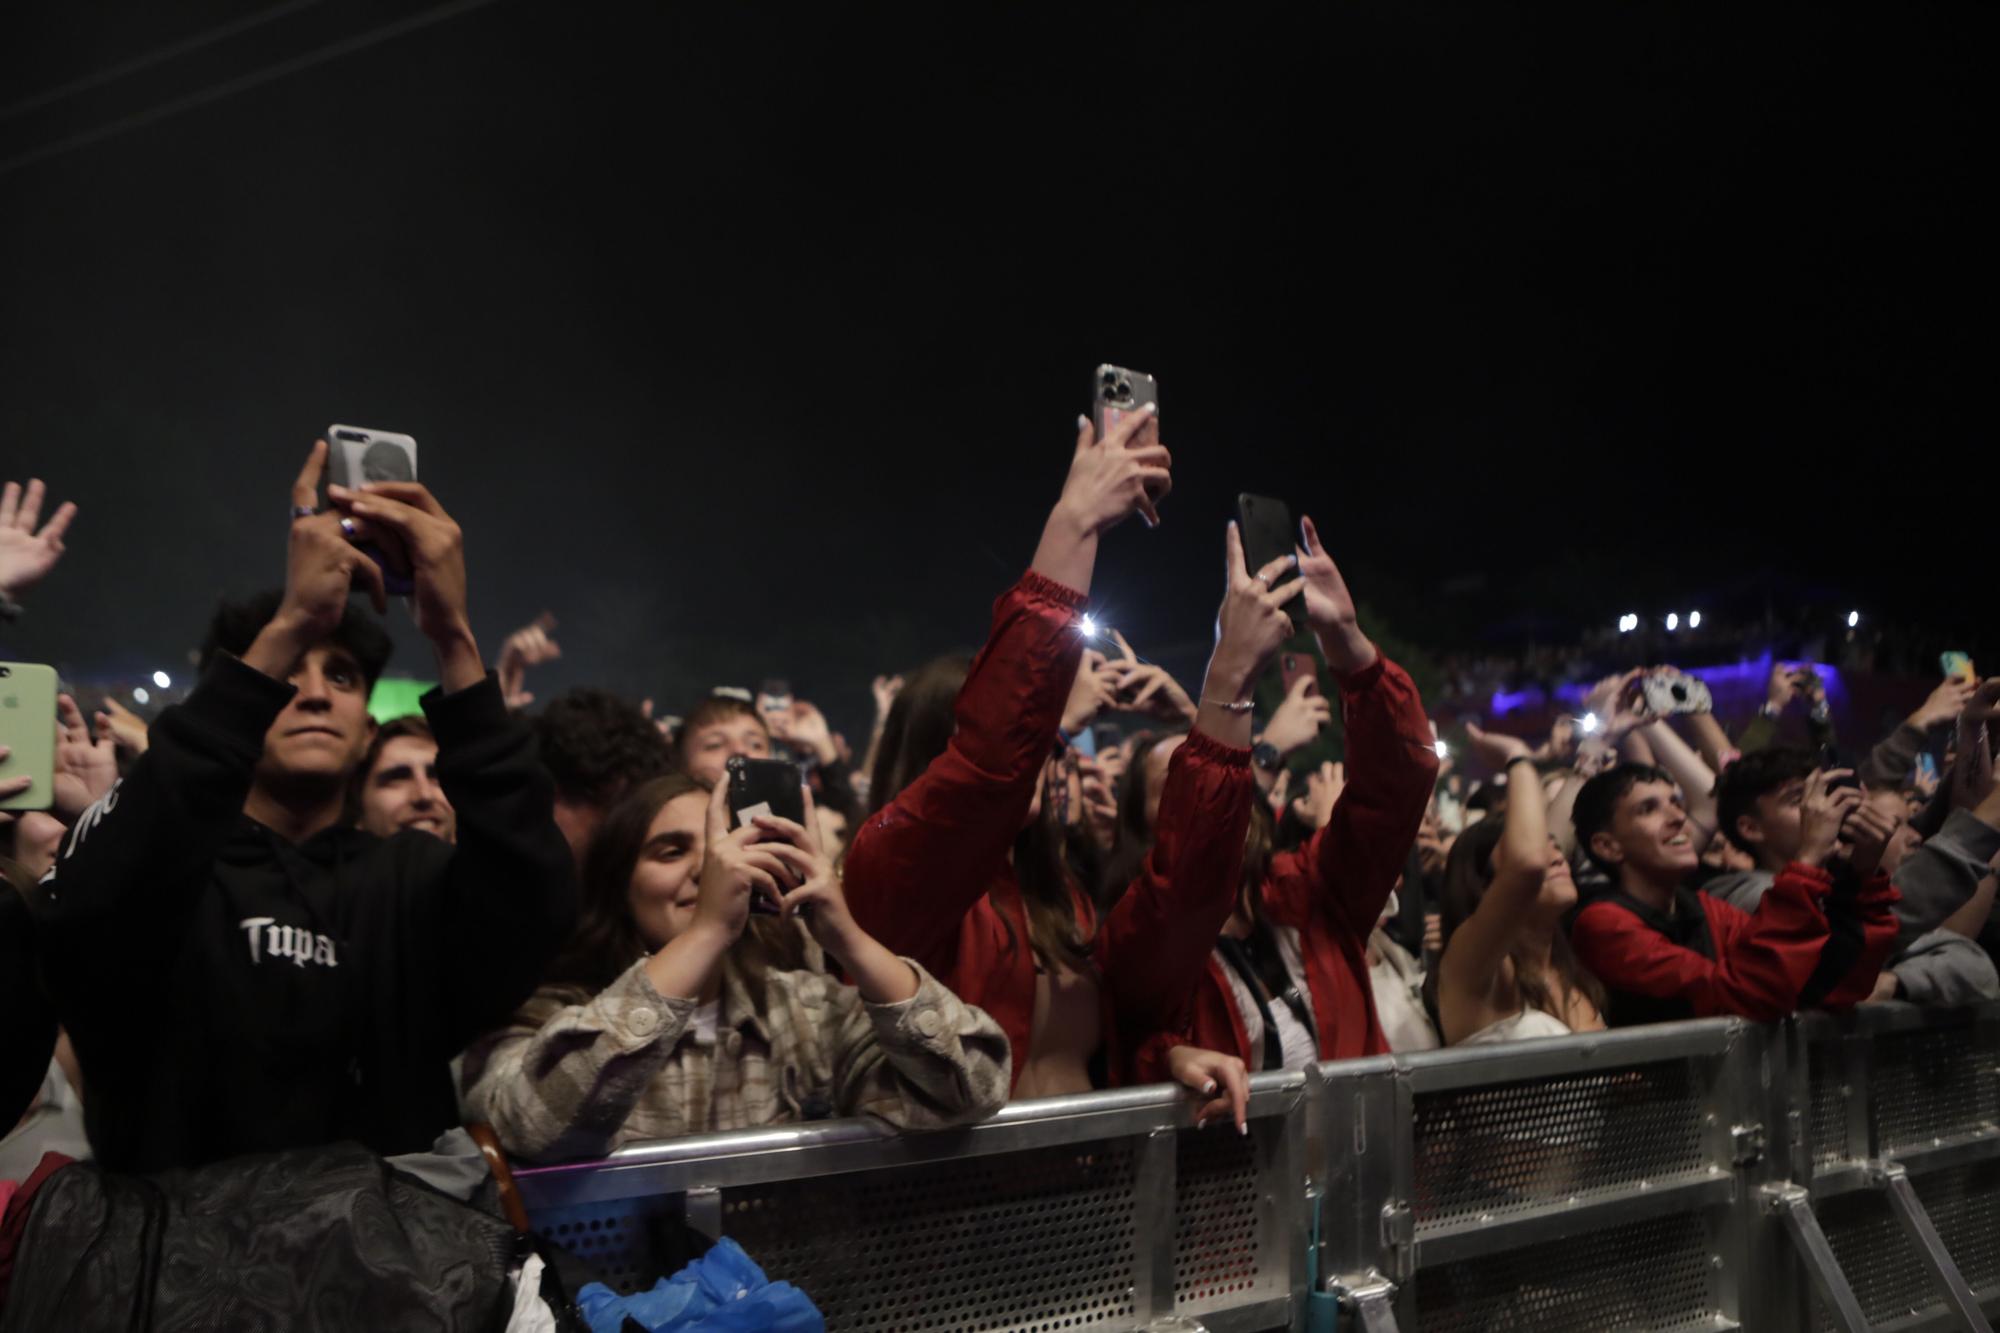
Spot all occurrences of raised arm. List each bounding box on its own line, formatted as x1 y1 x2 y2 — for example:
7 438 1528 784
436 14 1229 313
1435 727 1550 1040
1098 521 1300 1027
845 414 1171 964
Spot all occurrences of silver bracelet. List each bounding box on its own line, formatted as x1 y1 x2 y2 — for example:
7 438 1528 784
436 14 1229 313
1202 695 1254 714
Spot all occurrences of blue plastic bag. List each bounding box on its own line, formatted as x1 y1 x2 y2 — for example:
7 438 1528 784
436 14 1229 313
577 1237 824 1333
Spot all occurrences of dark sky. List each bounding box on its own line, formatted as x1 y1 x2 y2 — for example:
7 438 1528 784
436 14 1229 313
2 3 1989 730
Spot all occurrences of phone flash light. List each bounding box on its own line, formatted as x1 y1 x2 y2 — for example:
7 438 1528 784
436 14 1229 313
1847 610 1860 628
1432 740 1450 759
1581 712 1601 734
133 687 150 705
1665 613 1680 632
1617 613 1638 633
1688 611 1702 629
1079 614 1099 639
152 671 172 689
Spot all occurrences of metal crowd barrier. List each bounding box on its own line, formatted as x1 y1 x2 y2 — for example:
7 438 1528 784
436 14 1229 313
511 1001 2000 1332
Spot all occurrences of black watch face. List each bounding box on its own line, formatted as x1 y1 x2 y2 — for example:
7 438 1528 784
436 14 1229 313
1253 743 1280 771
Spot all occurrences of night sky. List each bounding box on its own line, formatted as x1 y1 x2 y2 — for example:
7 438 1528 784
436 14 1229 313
3 4 1989 734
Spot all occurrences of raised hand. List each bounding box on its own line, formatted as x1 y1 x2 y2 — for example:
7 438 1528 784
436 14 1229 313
1798 770 1864 867
1291 759 1344 830
1106 628 1196 724
1062 649 1124 735
51 694 117 820
1054 408 1172 537
1464 721 1534 769
691 780 791 943
1842 798 1901 879
1764 662 1803 714
1912 676 1978 730
0 479 78 599
771 699 840 766
497 612 561 709
870 674 904 724
1534 715 1578 764
1262 673 1332 755
1294 514 1376 672
245 442 389 680
93 697 149 757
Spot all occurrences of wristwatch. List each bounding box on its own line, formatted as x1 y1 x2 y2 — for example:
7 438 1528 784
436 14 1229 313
1252 741 1283 774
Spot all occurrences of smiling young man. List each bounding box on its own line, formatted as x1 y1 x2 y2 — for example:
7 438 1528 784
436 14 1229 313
353 716 457 842
34 442 574 1172
1567 762 1899 1027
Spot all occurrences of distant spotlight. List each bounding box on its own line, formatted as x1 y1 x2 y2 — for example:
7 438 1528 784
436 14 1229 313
1581 712 1601 735
1617 613 1638 633
1079 614 1099 639
152 670 171 689
1665 613 1680 632
1433 740 1450 759
1688 610 1702 629
133 687 150 705
1847 610 1860 629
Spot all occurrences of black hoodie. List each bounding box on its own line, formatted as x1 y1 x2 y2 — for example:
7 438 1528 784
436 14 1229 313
33 653 576 1174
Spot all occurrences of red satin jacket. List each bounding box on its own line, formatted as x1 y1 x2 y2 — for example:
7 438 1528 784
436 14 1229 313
1131 656 1440 1081
844 571 1254 1091
1571 863 1900 1024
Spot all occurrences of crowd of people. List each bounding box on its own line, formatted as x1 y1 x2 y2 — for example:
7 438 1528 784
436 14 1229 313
1 416 1996 1323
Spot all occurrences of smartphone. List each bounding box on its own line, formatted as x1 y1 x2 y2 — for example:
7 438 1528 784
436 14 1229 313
324 423 418 595
1235 493 1308 627
1915 752 1940 786
1279 650 1321 700
1941 651 1976 683
1639 670 1712 718
755 678 793 717
726 755 808 914
1091 364 1161 527
1070 725 1098 758
0 663 59 812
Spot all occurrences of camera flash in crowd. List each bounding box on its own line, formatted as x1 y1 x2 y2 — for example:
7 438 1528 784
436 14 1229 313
1079 614 1099 639
1688 610 1702 629
133 686 150 705
1580 712 1601 734
1847 610 1860 628
1664 613 1679 632
152 670 172 689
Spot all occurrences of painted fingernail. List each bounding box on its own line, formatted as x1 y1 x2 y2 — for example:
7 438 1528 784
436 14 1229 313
1076 414 1090 430
1203 1080 1217 1094
1239 1123 1249 1137
1142 402 1158 414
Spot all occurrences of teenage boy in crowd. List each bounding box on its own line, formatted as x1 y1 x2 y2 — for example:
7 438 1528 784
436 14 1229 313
350 716 457 842
1568 763 1900 1025
1713 747 2000 1004
34 442 574 1172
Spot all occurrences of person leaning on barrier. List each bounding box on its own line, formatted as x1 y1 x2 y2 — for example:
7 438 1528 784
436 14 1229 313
841 411 1270 1130
1567 763 1900 1026
1125 515 1443 1078
31 442 576 1173
459 772 1011 1161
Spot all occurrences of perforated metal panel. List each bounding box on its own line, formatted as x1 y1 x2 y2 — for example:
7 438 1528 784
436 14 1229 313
533 1192 683 1294
1814 1184 1935 1330
1870 1022 2000 1155
1411 1060 1711 1229
1412 1209 1720 1332
720 1139 1141 1332
1172 1124 1275 1313
1807 1041 1848 1168
1915 1160 2000 1295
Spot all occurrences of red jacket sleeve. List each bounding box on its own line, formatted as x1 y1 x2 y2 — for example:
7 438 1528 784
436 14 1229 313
1572 866 1832 1022
1816 871 1903 1010
844 571 1086 966
1097 731 1253 1032
1261 656 1440 940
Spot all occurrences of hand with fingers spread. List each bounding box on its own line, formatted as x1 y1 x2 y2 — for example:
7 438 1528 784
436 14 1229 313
244 441 391 681
1061 649 1125 735
1031 407 1172 593
1293 514 1376 672
94 697 149 757
1798 769 1864 868
1166 1044 1250 1134
1199 522 1303 746
0 478 78 600
1104 629 1196 725
325 468 481 689
1291 760 1344 830
52 694 118 820
497 612 561 709
1263 673 1333 756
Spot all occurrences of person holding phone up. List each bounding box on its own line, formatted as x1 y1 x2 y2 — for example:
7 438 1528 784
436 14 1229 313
846 408 1294 1131
461 773 1010 1158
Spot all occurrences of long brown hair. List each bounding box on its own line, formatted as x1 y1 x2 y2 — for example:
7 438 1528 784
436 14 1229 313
869 652 1094 974
1434 816 1605 1020
544 772 806 993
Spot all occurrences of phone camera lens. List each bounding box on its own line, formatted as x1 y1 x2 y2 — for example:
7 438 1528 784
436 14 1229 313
1100 370 1118 387
0 666 10 678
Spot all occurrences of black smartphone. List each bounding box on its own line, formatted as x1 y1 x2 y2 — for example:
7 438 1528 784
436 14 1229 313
1235 493 1307 626
726 755 808 914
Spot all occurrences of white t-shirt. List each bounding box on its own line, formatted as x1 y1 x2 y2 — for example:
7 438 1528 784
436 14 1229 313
1216 926 1321 1072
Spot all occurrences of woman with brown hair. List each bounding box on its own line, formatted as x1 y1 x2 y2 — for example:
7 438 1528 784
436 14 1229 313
1432 725 1606 1044
460 772 1011 1161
